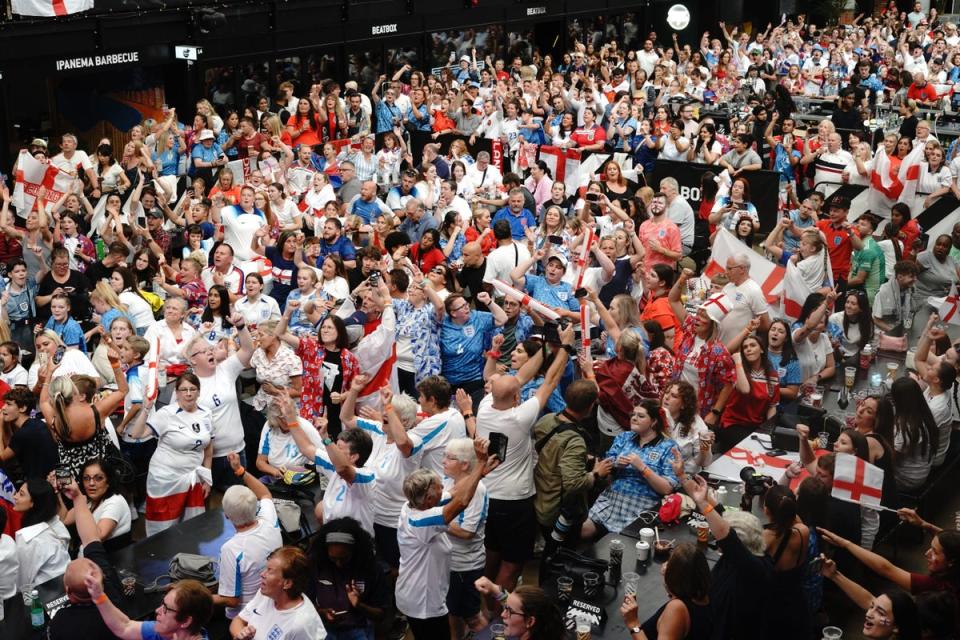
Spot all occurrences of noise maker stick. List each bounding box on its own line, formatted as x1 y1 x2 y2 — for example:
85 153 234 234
491 279 562 322
574 227 596 290
580 303 591 349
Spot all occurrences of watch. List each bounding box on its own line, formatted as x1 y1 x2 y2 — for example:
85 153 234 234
710 408 722 417
629 626 642 635
561 344 577 356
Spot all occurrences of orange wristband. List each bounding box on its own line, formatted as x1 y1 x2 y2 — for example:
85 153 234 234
702 503 715 516
287 421 300 429
234 466 246 477
385 404 395 412
641 466 653 477
95 593 108 605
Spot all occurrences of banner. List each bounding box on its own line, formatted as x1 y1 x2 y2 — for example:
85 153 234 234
408 131 502 175
650 161 781 233
12 0 92 17
703 228 784 305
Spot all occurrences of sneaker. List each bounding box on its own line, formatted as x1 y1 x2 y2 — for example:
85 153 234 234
388 618 408 640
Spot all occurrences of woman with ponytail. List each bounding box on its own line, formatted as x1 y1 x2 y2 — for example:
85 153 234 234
762 484 810 640
38 349 127 478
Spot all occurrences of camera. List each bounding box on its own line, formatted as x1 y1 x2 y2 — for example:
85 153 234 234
739 465 775 511
368 270 381 284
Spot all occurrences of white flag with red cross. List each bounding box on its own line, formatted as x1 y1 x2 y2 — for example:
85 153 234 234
832 452 884 509
12 150 73 215
938 284 960 326
703 228 784 305
537 145 583 196
12 0 92 17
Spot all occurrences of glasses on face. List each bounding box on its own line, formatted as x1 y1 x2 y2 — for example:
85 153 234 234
190 347 211 359
502 605 526 618
177 386 200 394
159 600 179 615
450 303 470 314
431 268 446 275
83 475 106 483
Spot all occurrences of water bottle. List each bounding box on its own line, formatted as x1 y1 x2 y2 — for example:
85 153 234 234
30 589 43 628
95 238 105 261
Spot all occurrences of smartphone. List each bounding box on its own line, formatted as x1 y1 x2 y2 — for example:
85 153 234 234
488 432 508 463
368 270 381 284
55 466 73 491
548 234 563 246
53 345 66 366
585 193 600 202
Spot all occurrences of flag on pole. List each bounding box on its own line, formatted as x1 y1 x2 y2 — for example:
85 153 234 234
897 141 927 205
11 0 92 17
704 228 784 304
832 452 885 509
491 279 562 322
870 149 903 200
144 335 161 405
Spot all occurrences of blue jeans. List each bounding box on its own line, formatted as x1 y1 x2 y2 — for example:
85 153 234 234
325 626 374 640
211 451 247 491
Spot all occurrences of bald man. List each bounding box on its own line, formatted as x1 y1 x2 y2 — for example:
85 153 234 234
48 481 123 640
476 322 575 605
456 241 490 311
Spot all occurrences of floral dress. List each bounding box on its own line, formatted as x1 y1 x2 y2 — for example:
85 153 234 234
393 299 442 385
295 337 360 424
250 343 303 411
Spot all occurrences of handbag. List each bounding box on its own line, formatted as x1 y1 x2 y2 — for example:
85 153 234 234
273 498 303 534
143 553 218 593
541 547 610 586
877 331 908 353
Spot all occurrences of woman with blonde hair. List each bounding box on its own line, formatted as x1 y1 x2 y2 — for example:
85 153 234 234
86 281 131 342
196 99 223 133
447 138 474 166
464 207 496 255
371 213 397 253
37 351 127 477
209 167 241 205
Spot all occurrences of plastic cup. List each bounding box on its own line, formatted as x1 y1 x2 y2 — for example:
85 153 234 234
810 392 823 408
608 539 624 565
576 622 592 640
821 626 843 640
844 366 856 389
638 527 655 547
582 571 601 598
557 576 574 603
622 572 640 595
122 576 136 597
491 623 507 640
886 361 898 380
817 432 830 450
695 520 709 543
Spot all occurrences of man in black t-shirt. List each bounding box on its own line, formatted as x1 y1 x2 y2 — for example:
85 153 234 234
348 245 384 292
83 241 128 287
1 386 57 480
48 482 123 640
455 241 489 312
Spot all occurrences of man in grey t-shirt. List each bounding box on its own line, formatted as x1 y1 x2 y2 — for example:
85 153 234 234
719 134 763 176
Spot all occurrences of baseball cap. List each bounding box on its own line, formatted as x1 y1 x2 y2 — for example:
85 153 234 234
460 55 470 63
547 253 569 268
30 138 48 149
829 195 851 210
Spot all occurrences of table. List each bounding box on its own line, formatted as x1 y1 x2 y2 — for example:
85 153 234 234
0 509 236 637
570 525 720 638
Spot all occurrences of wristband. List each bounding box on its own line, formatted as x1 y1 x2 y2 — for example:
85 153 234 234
94 593 108 605
234 466 246 477
702 502 715 516
462 412 474 420
322 437 334 446
641 466 653 478
486 350 502 360
385 404 396 413
287 421 301 429
496 589 509 604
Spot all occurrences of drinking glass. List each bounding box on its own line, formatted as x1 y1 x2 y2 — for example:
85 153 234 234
821 626 842 640
557 576 574 603
622 572 640 596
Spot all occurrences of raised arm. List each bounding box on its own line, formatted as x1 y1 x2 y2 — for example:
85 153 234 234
442 439 498 523
816 527 912 590
228 452 271 500
84 571 144 640
510 248 542 288
533 324 573 410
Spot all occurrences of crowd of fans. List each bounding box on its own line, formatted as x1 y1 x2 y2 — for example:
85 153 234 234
4 3 960 639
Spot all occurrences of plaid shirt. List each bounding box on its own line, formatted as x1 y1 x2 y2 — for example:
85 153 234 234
673 315 736 417
605 431 680 500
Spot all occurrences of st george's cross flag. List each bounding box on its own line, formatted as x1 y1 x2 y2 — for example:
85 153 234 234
12 0 92 17
832 452 885 510
939 284 960 326
12 150 74 215
704 228 785 305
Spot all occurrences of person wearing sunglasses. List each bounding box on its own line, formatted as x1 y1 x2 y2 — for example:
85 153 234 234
55 457 131 551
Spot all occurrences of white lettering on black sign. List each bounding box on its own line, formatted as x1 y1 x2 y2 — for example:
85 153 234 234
56 51 139 72
371 23 398 35
527 6 547 14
